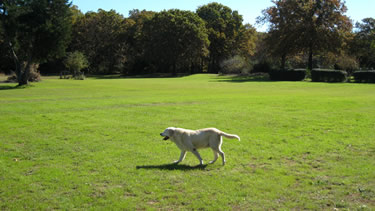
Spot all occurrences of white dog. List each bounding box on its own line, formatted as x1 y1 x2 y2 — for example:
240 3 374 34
160 127 240 165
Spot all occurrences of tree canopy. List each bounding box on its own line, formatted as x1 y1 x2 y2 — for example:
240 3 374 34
352 18 375 69
142 9 209 75
69 9 128 74
197 2 245 73
1 1 373 80
260 0 352 70
1 0 72 85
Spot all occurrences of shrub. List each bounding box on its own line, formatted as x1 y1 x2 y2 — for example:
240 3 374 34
64 51 89 80
28 63 41 82
311 69 347 82
5 63 41 83
334 54 359 75
220 55 252 74
6 75 17 83
269 69 306 81
352 71 375 83
74 72 85 80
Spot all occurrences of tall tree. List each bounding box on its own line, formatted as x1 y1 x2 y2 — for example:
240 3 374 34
0 0 72 85
124 9 155 75
69 9 128 74
0 14 12 73
261 0 352 70
197 3 244 73
236 24 257 60
142 9 209 75
258 0 301 69
352 18 375 69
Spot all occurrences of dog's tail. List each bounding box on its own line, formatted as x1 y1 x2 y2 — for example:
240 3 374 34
219 131 240 141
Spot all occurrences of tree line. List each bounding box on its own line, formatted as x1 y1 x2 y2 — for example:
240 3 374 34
1 0 374 86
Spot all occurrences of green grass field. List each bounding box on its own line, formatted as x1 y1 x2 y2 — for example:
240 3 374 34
1 74 374 210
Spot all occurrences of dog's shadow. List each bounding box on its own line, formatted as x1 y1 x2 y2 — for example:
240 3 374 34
136 163 208 171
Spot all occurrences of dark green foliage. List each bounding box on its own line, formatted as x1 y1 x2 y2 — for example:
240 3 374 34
311 69 347 82
253 61 273 73
69 9 127 74
269 69 306 81
136 9 209 75
1 0 72 85
353 70 375 83
352 18 375 69
38 59 65 75
260 0 352 71
197 3 245 73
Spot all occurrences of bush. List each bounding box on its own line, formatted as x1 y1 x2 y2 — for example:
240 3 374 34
74 72 85 80
64 51 89 80
28 63 41 82
311 69 347 82
220 56 252 74
5 63 41 83
352 71 375 83
334 54 359 75
269 69 306 81
6 75 17 83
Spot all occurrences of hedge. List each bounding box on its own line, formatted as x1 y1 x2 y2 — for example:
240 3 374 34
269 69 306 81
311 69 347 82
352 71 375 83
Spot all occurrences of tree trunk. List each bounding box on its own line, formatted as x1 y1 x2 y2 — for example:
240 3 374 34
7 41 32 86
18 62 31 86
200 57 204 73
8 42 23 84
308 43 313 71
281 53 286 70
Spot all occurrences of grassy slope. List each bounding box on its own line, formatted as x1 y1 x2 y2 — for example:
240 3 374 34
0 74 374 209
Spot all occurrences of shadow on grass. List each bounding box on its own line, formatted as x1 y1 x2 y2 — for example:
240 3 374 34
214 74 271 83
0 84 29 90
136 163 208 171
90 73 191 80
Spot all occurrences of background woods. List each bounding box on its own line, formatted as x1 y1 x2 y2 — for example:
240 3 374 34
1 0 374 84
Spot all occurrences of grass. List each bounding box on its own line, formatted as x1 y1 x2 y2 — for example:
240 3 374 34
0 74 374 210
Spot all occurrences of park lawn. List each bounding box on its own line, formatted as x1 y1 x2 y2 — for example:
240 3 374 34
0 74 374 210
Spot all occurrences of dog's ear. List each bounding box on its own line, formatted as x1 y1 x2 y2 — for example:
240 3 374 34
168 128 174 137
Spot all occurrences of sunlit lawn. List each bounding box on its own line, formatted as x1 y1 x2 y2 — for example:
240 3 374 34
0 74 374 209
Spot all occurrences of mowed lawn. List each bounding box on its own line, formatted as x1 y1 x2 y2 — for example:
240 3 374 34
0 74 374 210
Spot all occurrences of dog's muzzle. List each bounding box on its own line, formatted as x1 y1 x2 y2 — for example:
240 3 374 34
160 133 170 140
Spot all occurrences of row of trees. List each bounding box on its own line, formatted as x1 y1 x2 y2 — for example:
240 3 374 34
258 0 375 72
1 1 257 84
1 0 375 85
67 4 257 76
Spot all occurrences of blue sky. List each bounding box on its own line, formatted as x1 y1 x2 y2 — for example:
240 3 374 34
72 0 375 31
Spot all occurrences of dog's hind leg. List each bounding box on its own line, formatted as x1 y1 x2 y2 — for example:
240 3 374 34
218 149 225 165
191 149 203 165
209 149 219 164
209 135 221 164
216 136 225 165
174 150 187 164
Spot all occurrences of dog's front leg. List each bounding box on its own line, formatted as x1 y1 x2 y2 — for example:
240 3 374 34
173 150 186 164
191 149 203 165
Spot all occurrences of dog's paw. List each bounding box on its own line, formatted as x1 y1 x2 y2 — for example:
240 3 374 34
173 160 180 164
209 160 216 164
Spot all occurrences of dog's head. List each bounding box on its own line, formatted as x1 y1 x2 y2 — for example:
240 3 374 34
160 127 175 140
